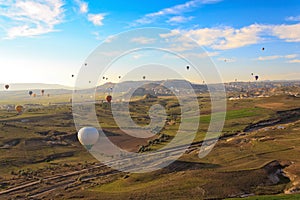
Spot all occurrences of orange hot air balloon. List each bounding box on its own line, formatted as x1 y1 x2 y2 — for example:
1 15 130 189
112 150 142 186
106 95 112 103
15 105 24 114
33 93 37 97
4 84 9 90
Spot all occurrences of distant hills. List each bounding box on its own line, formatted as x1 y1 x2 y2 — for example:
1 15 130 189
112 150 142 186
0 83 73 91
2 80 300 95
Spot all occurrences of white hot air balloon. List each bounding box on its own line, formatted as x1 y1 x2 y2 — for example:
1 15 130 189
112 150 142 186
77 127 99 150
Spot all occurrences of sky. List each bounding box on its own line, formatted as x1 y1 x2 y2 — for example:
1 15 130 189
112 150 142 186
0 0 300 87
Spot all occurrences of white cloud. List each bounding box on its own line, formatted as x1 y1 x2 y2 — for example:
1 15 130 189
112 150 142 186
6 24 58 38
130 37 156 44
285 15 300 22
183 51 219 58
88 13 106 26
166 41 199 52
288 59 300 63
74 0 88 14
257 55 281 61
104 35 116 43
271 23 300 42
0 0 14 6
97 50 121 57
160 29 181 38
0 0 65 39
131 0 222 26
285 54 298 59
167 16 194 24
160 30 200 52
258 54 298 61
184 24 268 50
91 31 101 40
132 53 143 59
161 23 300 50
205 51 219 57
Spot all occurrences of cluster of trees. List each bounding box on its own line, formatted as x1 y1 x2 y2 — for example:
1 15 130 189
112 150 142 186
138 133 170 153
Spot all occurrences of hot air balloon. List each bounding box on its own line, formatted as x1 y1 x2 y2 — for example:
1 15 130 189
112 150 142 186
84 63 87 66
251 73 254 76
255 75 259 81
72 74 74 78
29 91 33 96
106 95 112 103
47 94 50 97
41 90 45 96
4 84 9 90
15 105 24 115
262 47 265 51
103 77 105 79
186 66 190 70
33 93 37 97
77 127 99 150
142 76 146 80
118 76 121 79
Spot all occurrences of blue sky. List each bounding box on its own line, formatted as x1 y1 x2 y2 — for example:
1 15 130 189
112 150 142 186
0 0 299 87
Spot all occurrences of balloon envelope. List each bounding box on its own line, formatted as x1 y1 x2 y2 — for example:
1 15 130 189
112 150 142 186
77 127 99 150
106 95 112 103
15 105 24 114
5 85 9 90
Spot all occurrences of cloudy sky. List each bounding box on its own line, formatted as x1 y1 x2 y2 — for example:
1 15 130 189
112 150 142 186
0 0 299 87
